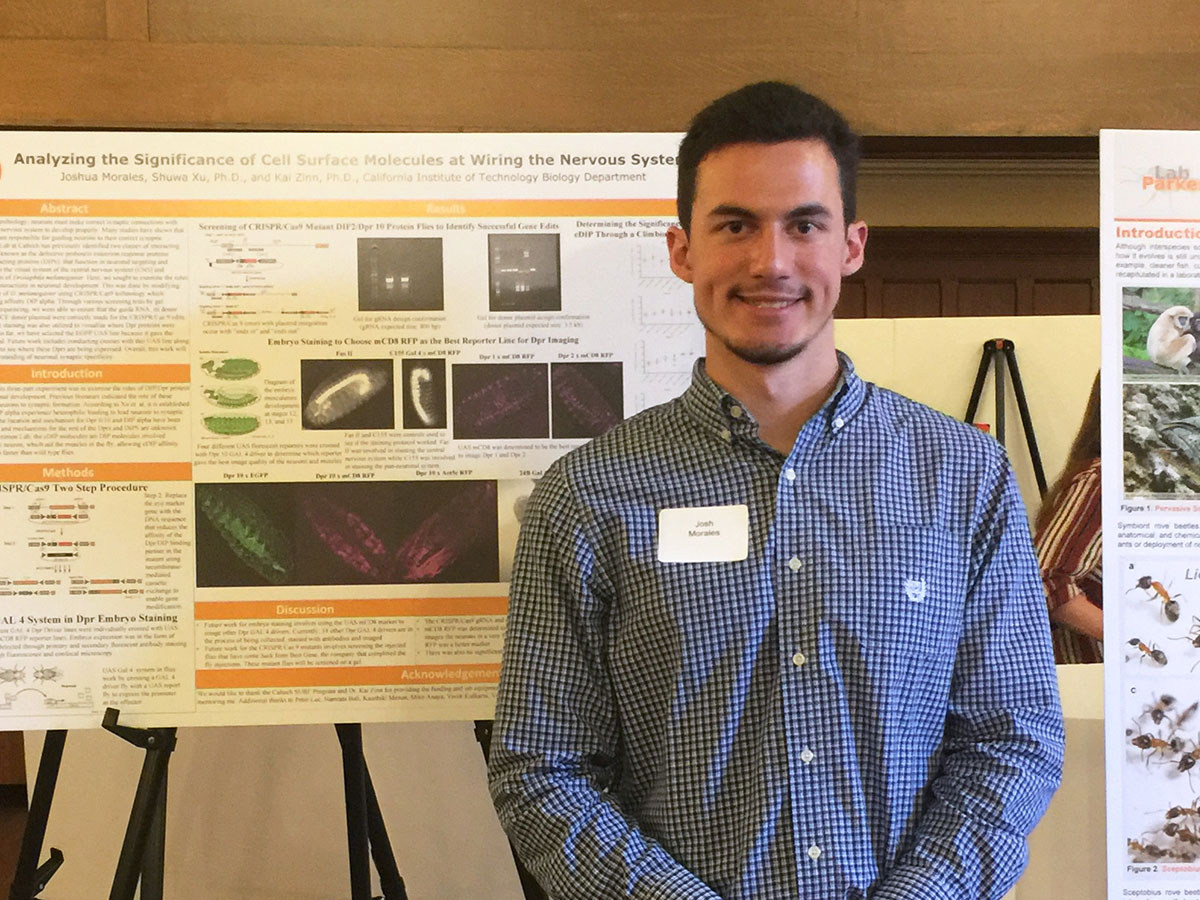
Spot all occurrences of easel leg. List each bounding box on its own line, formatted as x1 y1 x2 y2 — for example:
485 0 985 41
1002 343 1049 495
335 723 407 900
994 340 1006 444
337 723 373 900
964 340 996 423
8 730 67 900
102 709 176 900
139 772 168 900
363 769 405 898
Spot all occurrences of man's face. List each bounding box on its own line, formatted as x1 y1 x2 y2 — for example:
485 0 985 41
667 139 867 369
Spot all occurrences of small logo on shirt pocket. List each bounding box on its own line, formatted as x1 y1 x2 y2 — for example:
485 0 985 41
904 578 927 602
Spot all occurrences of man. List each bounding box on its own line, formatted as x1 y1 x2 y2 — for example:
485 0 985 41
489 81 1063 900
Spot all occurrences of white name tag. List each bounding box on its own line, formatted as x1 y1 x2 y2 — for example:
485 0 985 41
656 504 749 563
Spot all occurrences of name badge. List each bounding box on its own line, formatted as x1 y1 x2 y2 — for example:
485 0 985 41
656 504 749 563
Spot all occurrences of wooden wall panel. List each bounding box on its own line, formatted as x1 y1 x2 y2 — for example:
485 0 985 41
957 282 1017 318
107 0 150 41
0 0 1196 133
851 0 1200 134
858 164 1099 229
148 1 857 52
839 282 867 318
1034 281 1096 316
0 0 106 39
882 282 941 318
0 732 23 785
840 228 1099 319
0 40 854 131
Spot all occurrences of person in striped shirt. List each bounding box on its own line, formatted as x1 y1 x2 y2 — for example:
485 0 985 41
1034 372 1102 663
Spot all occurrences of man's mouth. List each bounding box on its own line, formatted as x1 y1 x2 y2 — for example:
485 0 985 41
733 291 805 309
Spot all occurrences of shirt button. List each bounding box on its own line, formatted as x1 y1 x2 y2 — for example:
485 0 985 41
791 651 806 667
784 468 796 481
729 405 743 419
787 556 802 572
800 748 815 764
808 845 822 860
719 428 732 442
832 416 845 431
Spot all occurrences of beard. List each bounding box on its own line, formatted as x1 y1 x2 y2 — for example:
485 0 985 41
696 301 823 367
712 332 810 366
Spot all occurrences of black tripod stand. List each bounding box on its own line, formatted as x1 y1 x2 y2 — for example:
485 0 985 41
8 731 66 900
964 338 1048 497
8 716 407 900
334 723 407 900
8 708 177 900
102 708 176 900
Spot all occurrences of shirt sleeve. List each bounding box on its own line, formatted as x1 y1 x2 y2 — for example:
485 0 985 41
1035 462 1102 613
487 464 723 900
871 458 1066 900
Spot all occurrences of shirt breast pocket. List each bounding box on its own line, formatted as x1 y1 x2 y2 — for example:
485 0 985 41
827 524 966 714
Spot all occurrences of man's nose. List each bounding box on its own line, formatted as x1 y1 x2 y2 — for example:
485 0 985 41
749 226 789 277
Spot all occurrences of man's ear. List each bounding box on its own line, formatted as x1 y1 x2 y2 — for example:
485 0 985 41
666 225 694 284
841 220 868 277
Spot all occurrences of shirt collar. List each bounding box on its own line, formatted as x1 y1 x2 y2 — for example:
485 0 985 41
680 351 868 444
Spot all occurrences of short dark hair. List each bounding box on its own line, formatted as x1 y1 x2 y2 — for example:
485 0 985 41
676 81 861 232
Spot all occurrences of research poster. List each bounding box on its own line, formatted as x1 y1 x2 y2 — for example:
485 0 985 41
0 132 699 729
1104 130 1200 895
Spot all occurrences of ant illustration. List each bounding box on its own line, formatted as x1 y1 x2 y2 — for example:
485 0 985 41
1138 802 1200 863
1128 637 1169 666
1130 729 1185 765
1177 702 1200 731
1184 746 1200 771
1129 837 1169 861
1166 801 1200 821
1178 742 1200 781
1128 575 1182 623
1166 820 1200 841
1171 618 1200 672
1143 694 1178 725
1172 823 1200 845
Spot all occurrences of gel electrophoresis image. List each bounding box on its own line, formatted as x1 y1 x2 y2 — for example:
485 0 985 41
487 233 561 311
451 363 549 439
195 480 499 587
300 359 395 430
357 237 445 311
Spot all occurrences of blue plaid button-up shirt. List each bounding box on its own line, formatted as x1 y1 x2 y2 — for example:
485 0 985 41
490 354 1064 900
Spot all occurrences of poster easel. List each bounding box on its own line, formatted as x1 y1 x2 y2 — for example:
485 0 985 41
7 714 408 900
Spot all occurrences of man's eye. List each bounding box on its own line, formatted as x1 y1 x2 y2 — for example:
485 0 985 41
794 221 816 235
723 221 744 234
